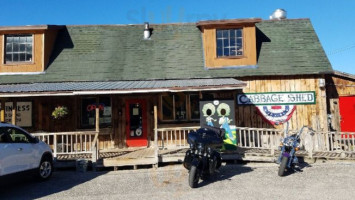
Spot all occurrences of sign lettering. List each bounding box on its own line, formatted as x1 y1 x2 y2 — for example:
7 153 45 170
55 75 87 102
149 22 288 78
237 92 316 105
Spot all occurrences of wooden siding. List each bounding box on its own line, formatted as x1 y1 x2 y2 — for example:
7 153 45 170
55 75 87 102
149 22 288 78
237 75 328 132
202 24 257 68
331 76 355 96
326 75 355 131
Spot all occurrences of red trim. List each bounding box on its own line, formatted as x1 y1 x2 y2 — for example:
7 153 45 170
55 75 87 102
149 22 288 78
125 99 148 147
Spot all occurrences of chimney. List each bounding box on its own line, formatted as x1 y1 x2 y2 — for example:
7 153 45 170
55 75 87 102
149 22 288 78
269 9 287 20
143 22 151 40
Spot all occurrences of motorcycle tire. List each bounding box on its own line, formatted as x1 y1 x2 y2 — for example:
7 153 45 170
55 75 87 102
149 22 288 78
216 155 222 169
278 156 288 176
189 165 199 188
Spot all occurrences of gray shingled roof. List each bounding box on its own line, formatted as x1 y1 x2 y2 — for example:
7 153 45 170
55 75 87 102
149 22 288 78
0 19 332 85
0 78 245 96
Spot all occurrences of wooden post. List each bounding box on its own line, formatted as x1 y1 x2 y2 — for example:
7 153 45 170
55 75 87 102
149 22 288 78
53 134 57 158
92 97 100 170
12 101 17 125
154 105 158 168
0 100 5 122
96 97 100 132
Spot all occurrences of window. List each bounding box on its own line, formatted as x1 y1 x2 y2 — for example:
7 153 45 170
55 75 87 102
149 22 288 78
216 28 243 57
81 97 112 128
190 94 200 120
161 94 187 121
0 127 31 143
5 34 33 63
161 93 201 121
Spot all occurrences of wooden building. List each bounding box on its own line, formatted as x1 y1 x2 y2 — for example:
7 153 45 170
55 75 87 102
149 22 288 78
0 18 354 163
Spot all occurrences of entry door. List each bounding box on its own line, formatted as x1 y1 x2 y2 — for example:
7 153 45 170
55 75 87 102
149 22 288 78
125 99 148 147
339 96 355 132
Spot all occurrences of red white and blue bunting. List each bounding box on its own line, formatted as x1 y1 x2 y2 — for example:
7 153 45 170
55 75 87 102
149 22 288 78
256 105 296 125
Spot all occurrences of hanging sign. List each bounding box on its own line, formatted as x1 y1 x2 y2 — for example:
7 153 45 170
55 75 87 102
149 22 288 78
237 91 316 105
256 105 296 125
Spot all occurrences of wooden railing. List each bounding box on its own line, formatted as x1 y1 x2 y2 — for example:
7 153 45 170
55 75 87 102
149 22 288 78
236 127 283 149
156 126 355 154
156 126 199 149
156 126 283 150
32 131 99 161
309 131 355 152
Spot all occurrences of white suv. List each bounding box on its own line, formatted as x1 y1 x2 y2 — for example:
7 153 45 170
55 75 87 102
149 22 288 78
0 123 53 181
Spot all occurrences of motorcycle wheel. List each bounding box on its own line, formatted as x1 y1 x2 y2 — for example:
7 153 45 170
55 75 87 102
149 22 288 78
278 156 288 176
216 155 222 169
189 165 199 188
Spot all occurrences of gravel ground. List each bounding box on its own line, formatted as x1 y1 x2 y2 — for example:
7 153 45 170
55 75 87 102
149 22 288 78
1 161 355 200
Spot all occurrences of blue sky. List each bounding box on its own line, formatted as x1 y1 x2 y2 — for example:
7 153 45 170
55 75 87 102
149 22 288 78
1 0 354 74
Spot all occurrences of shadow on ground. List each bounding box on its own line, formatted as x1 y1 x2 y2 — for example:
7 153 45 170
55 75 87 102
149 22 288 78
197 162 254 188
0 168 108 200
280 158 313 177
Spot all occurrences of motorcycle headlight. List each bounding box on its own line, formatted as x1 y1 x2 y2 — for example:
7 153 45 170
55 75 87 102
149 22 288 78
285 138 294 147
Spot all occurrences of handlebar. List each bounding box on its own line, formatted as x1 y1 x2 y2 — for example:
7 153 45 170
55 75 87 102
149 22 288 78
296 126 315 139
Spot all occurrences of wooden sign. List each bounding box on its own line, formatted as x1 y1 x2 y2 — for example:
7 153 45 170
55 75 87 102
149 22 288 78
237 91 316 105
0 102 32 127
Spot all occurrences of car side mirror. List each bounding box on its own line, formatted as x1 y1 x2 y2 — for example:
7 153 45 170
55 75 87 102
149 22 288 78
30 137 40 144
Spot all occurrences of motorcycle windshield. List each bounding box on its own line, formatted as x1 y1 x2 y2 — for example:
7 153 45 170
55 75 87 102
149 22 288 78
188 128 223 145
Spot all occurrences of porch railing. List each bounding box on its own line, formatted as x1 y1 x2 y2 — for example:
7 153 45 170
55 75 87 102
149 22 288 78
312 131 355 152
32 131 99 161
156 126 355 154
156 126 283 150
156 126 199 149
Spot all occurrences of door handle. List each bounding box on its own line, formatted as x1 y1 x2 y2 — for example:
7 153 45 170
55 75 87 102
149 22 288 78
17 148 23 151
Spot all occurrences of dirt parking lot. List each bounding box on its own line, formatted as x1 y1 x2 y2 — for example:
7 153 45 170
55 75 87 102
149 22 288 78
1 161 355 200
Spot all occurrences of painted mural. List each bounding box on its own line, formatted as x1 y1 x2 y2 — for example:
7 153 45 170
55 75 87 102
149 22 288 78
200 100 236 150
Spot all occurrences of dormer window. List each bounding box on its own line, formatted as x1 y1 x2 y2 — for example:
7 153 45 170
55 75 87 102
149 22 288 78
197 18 261 68
216 28 243 57
5 34 33 63
0 25 62 73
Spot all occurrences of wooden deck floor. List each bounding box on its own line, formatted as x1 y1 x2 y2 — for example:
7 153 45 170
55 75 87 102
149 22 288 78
102 148 157 167
55 147 355 169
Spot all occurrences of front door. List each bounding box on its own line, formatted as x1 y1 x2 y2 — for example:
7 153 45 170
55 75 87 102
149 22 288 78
125 99 148 147
339 96 355 133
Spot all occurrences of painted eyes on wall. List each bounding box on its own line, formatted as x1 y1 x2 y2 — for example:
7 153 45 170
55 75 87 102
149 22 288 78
202 102 231 117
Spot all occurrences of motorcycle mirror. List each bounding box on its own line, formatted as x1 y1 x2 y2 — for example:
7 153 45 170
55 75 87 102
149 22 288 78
220 128 226 139
308 127 315 136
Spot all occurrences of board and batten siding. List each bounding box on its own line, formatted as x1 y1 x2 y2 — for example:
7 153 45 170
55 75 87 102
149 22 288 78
236 75 328 132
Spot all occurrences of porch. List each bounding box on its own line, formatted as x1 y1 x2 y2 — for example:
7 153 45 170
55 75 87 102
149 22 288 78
32 126 355 170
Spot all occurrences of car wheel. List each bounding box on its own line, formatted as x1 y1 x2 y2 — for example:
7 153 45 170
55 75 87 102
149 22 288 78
37 158 53 181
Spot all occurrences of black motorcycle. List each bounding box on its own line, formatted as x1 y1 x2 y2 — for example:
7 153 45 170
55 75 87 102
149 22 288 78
183 125 224 188
277 125 314 176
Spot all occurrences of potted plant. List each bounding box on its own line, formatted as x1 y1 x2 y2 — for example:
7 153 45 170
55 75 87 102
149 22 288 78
52 106 69 119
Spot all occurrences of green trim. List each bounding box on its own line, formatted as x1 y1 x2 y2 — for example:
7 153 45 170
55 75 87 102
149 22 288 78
237 91 316 105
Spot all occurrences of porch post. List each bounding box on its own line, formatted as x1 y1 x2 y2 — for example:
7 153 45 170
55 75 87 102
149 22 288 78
154 105 158 168
96 97 100 132
12 100 17 125
0 99 5 122
91 97 100 170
